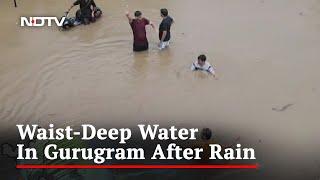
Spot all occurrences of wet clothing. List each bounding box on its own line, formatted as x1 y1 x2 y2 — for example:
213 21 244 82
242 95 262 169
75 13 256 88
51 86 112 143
130 18 150 51
159 41 170 50
73 0 96 23
133 43 149 52
191 61 215 74
159 16 174 41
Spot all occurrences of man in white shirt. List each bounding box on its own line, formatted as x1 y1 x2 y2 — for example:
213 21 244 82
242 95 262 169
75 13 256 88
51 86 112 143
191 54 216 77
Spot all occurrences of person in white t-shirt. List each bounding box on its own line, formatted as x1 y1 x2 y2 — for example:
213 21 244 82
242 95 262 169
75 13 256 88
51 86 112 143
191 54 217 77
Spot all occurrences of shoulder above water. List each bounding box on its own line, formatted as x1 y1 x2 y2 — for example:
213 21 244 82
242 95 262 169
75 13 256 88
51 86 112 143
191 61 214 74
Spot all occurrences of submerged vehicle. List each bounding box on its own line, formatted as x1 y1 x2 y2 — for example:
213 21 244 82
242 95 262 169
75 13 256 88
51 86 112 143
61 7 102 30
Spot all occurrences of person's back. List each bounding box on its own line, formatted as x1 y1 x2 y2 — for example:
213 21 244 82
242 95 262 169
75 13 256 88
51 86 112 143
131 18 149 51
126 11 154 52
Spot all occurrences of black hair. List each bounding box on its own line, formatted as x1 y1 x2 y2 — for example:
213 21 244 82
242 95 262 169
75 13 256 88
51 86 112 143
134 11 142 17
198 54 207 62
160 8 168 17
201 128 212 141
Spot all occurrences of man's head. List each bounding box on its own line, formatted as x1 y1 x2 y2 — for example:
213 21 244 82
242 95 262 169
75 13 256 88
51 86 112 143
197 54 207 66
160 8 168 17
134 11 142 19
201 128 212 141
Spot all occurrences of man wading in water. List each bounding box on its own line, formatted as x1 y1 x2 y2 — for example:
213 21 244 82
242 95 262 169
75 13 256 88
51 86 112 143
70 0 98 25
159 8 174 50
126 11 155 52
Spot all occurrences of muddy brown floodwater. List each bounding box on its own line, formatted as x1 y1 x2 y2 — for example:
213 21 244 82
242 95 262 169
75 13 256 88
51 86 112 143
0 0 320 178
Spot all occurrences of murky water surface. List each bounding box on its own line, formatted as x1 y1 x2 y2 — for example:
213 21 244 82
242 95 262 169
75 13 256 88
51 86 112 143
1 0 320 176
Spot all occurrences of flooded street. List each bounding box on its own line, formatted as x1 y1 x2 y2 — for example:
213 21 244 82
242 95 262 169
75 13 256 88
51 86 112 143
1 0 320 177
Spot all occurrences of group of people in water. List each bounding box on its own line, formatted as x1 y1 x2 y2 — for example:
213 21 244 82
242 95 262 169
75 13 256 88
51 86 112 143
125 8 173 52
70 0 216 77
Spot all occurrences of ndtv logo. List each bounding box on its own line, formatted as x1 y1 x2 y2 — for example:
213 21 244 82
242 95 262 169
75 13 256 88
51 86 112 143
20 17 66 27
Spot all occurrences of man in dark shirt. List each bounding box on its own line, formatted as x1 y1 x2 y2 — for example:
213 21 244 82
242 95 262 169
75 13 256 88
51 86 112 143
159 8 174 50
126 11 155 52
70 0 97 24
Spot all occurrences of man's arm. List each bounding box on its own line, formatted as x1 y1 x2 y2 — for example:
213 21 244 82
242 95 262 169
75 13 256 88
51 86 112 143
145 19 155 30
125 11 133 24
149 21 156 30
208 66 217 79
73 0 80 6
191 63 196 71
159 30 167 48
68 0 79 12
160 31 167 42
91 0 97 12
91 0 97 7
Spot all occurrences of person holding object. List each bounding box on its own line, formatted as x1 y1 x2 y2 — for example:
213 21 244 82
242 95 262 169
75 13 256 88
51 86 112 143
126 10 155 52
191 54 217 78
69 0 98 25
159 8 174 50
